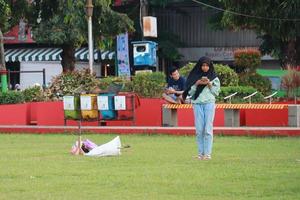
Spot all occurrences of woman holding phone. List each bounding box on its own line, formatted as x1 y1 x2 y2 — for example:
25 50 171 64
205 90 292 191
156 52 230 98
182 56 220 160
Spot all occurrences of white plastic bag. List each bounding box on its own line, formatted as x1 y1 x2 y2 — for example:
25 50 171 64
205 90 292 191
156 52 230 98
85 136 121 157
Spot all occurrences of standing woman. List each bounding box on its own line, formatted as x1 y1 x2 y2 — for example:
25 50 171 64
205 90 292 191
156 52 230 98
183 57 220 160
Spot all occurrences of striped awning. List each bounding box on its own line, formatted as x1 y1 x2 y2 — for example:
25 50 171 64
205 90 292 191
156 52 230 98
4 47 115 62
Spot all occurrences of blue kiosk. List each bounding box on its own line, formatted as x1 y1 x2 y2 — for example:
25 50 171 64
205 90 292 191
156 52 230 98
132 41 157 71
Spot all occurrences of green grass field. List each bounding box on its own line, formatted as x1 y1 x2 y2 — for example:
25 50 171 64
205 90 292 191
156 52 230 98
0 133 299 200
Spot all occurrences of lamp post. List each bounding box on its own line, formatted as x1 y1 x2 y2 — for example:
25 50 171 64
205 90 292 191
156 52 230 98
86 0 94 74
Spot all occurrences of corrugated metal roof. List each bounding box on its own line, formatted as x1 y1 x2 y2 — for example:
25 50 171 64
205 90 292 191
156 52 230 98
155 6 261 47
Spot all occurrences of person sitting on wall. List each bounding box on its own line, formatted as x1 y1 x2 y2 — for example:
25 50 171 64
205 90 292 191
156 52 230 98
162 67 186 104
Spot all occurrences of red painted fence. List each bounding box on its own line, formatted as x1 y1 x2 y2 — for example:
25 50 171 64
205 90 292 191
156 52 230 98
0 99 290 127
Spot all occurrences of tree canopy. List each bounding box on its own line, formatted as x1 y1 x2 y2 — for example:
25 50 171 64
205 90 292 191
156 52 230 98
0 0 11 70
28 0 134 72
217 0 300 68
0 0 10 31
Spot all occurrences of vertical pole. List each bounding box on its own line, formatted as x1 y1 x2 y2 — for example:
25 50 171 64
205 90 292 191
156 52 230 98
115 42 118 76
42 68 46 88
76 120 83 155
140 0 149 40
132 94 135 126
98 48 102 77
104 64 107 77
0 70 8 93
0 29 8 93
88 16 93 74
7 69 10 89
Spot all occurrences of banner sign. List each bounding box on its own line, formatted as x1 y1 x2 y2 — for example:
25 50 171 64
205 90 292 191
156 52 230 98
63 96 75 110
117 33 131 77
143 16 157 38
97 96 109 110
80 96 92 110
3 21 35 44
114 96 126 110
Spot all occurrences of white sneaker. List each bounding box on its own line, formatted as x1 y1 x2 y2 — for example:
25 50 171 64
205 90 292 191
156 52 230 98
203 155 211 160
197 154 204 160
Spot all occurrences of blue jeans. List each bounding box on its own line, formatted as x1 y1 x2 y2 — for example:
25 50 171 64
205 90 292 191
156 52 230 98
193 103 215 156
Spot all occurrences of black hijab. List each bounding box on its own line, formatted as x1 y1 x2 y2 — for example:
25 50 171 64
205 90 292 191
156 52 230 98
182 56 217 100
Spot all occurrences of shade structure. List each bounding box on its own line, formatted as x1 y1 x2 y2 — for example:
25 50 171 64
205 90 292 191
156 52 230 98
4 47 115 62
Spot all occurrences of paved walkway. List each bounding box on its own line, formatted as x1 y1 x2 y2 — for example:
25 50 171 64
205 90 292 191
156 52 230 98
0 125 299 136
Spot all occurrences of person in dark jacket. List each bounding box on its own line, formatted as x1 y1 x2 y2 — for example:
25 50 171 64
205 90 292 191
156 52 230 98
163 67 186 104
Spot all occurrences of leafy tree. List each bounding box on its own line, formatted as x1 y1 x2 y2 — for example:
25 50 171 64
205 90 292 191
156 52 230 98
1 0 42 70
217 0 300 68
29 0 134 72
0 0 10 71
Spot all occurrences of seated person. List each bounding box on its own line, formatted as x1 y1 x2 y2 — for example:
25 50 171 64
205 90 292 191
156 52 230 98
162 67 186 104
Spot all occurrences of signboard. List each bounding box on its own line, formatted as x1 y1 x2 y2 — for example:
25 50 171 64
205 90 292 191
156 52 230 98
63 96 74 110
143 16 157 38
114 96 126 110
117 33 131 77
97 96 109 110
177 47 276 61
3 24 35 44
80 96 92 110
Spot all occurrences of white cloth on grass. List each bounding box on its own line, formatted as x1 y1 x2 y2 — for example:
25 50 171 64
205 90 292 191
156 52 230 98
85 136 121 157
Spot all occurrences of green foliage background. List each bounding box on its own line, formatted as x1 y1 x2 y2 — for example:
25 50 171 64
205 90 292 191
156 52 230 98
179 62 239 87
239 73 272 95
48 69 101 99
131 72 166 98
0 91 25 104
22 86 45 102
218 0 300 67
217 86 264 103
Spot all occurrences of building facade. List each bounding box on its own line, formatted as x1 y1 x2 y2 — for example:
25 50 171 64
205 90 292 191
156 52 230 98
153 2 279 69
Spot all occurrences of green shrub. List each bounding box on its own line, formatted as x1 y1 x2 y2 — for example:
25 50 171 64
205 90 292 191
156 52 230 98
179 62 238 87
22 86 45 102
234 48 261 73
131 72 165 98
0 91 25 104
217 86 264 103
239 73 272 95
178 62 194 78
214 64 239 87
281 69 300 98
46 69 165 99
47 69 101 99
98 76 132 92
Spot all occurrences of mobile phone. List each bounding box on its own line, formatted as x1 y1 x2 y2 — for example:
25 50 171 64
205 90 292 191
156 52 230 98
201 76 208 80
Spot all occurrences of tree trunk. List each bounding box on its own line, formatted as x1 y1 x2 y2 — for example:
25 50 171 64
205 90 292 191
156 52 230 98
296 36 300 67
61 44 76 72
282 38 298 68
0 29 6 71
